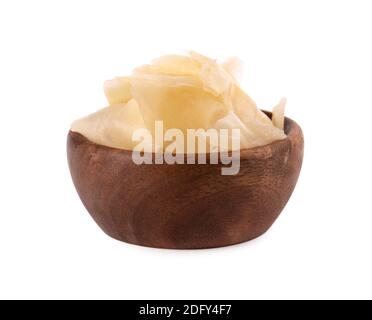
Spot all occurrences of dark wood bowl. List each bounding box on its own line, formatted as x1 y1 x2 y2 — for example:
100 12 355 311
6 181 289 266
67 112 304 249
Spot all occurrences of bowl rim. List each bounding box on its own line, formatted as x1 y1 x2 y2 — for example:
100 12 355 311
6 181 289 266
68 111 302 159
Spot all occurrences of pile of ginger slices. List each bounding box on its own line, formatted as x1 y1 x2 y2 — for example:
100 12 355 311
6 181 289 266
71 51 286 152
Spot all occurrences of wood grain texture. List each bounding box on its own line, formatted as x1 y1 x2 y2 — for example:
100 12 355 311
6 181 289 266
67 112 304 249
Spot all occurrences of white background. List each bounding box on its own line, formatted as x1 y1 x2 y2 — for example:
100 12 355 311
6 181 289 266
0 0 371 300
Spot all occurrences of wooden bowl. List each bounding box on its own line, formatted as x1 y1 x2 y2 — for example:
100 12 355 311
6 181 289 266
67 113 304 249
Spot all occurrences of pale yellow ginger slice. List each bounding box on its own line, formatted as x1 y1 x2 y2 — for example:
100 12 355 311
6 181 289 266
189 51 234 98
272 98 286 130
232 85 275 126
128 52 237 134
130 72 200 88
238 117 286 147
130 74 228 139
71 99 146 150
217 85 286 147
104 77 132 105
136 52 235 97
232 85 260 120
221 57 243 83
211 111 285 151
134 55 200 76
211 111 252 151
135 52 235 110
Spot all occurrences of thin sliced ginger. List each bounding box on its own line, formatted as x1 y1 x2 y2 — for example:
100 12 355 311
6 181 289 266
71 51 286 152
